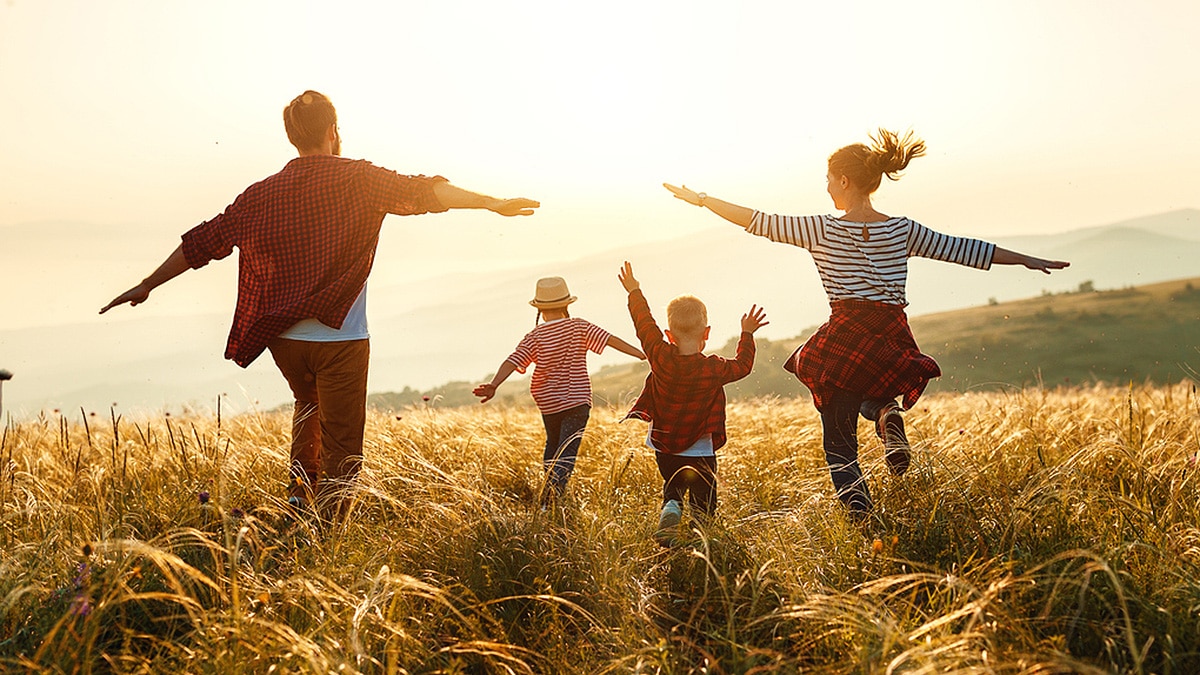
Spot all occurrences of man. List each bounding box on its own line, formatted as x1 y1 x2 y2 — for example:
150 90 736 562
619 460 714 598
101 90 538 515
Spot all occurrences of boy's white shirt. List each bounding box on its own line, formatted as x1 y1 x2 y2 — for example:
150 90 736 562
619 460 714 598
647 430 716 457
278 284 369 341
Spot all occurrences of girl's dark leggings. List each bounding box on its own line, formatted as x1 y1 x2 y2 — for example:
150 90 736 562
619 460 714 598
820 388 893 515
655 452 718 516
540 404 590 498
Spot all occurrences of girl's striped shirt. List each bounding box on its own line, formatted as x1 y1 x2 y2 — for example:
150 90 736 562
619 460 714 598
747 212 996 306
506 317 610 415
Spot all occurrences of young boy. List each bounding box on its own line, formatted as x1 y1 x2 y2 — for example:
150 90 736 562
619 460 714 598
616 262 768 545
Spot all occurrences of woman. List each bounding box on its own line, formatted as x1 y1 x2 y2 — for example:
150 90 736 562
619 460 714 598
664 129 1068 517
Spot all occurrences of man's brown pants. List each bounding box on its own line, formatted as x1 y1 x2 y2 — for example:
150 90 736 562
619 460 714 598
268 338 370 507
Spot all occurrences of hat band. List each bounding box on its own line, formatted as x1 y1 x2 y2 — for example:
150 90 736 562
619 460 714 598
537 293 572 304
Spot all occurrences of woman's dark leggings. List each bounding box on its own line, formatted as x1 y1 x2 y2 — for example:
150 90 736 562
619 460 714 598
655 452 718 516
820 389 893 516
540 404 590 498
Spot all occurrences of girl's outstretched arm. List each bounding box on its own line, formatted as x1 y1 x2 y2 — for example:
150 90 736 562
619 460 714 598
473 361 518 403
606 335 646 360
663 184 754 229
992 247 1070 274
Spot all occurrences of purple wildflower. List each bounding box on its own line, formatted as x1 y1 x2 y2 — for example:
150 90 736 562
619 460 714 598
70 596 92 616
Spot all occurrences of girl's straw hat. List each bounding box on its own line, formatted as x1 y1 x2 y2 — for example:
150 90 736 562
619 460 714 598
529 277 577 309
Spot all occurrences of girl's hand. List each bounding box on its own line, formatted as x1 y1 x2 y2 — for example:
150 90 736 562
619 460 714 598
741 304 769 333
473 383 498 403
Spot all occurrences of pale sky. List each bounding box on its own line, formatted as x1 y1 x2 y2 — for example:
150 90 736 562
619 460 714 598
2 0 1199 326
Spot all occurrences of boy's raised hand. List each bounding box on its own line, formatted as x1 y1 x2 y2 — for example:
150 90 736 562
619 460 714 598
741 304 769 334
617 261 640 293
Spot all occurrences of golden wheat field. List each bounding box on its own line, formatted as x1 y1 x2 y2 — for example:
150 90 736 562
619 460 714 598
1 384 1199 674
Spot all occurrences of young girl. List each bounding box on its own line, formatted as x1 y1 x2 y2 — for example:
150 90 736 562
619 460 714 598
474 276 645 501
664 129 1068 517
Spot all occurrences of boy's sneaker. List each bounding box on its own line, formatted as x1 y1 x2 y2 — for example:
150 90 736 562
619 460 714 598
654 500 683 547
877 402 910 476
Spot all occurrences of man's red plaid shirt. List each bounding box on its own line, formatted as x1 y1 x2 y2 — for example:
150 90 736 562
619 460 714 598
181 155 448 367
624 289 756 454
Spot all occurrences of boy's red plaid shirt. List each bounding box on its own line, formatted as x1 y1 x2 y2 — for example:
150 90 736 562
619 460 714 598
624 289 755 454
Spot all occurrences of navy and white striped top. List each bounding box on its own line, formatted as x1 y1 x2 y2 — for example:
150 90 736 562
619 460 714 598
747 212 995 306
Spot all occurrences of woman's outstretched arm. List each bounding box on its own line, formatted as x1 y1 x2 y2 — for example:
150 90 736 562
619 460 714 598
663 183 755 229
992 247 1070 274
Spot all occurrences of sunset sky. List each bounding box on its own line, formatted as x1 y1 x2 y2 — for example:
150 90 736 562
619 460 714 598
2 0 1199 394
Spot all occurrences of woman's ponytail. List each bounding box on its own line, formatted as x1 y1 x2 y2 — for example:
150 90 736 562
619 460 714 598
870 128 925 181
829 128 925 193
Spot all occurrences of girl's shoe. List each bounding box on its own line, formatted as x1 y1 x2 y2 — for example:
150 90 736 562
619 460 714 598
877 402 910 476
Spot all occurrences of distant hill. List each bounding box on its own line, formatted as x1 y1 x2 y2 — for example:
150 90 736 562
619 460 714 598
370 276 1200 410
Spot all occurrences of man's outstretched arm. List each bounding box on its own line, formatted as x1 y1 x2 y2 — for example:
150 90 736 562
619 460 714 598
99 244 191 313
433 182 539 216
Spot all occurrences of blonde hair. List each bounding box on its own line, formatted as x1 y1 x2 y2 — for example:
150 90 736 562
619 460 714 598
828 128 926 193
283 90 337 151
667 295 708 338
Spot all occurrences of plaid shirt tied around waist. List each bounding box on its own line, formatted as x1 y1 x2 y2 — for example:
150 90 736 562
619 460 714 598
180 155 448 367
785 299 940 411
624 289 755 455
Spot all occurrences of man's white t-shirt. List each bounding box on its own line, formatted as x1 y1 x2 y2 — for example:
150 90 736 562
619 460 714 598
278 284 369 341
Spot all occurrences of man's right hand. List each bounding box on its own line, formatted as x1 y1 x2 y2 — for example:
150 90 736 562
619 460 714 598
100 283 151 314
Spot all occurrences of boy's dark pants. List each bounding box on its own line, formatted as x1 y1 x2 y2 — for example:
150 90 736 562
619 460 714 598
655 452 718 516
819 387 893 515
540 404 590 498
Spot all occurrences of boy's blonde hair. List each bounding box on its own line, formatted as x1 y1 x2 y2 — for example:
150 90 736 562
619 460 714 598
667 295 708 338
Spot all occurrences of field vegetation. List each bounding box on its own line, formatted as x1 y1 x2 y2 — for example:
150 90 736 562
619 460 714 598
2 382 1200 673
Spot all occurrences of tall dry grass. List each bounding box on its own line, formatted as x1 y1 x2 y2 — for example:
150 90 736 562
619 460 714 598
1 384 1198 673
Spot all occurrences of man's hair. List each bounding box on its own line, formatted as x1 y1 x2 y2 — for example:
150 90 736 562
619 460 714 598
667 295 708 339
283 90 337 151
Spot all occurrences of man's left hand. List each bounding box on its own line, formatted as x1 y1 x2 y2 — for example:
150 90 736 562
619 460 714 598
489 198 540 217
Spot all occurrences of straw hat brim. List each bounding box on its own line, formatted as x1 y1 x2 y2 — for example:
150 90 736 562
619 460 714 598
529 295 577 309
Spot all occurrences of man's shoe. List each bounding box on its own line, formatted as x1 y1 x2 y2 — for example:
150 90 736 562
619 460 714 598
877 402 910 476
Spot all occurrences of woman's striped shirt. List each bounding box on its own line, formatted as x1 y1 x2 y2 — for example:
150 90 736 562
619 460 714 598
747 212 995 306
505 317 611 415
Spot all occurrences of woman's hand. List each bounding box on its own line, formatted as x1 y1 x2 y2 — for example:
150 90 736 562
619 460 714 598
1024 256 1070 274
993 247 1070 274
663 183 704 206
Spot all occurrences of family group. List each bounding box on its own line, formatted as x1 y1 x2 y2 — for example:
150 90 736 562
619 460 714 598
101 91 1069 539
